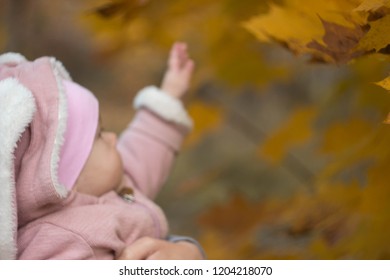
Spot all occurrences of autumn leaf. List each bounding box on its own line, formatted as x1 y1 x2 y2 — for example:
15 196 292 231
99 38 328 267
307 18 366 63
243 3 324 54
196 230 233 260
320 117 374 155
92 0 150 19
358 14 390 52
197 195 268 259
275 182 363 258
184 101 225 147
374 75 390 124
354 0 390 13
375 75 390 90
197 229 258 259
363 159 390 215
243 0 390 63
93 1 128 18
198 195 264 234
259 106 317 164
341 159 390 259
243 0 366 63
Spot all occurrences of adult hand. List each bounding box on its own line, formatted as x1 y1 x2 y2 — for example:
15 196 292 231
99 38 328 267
117 237 204 260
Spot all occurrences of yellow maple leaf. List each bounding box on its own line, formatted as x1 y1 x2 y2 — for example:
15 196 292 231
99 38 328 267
79 10 127 55
358 14 390 51
344 160 390 258
184 101 224 148
320 117 373 155
197 195 267 259
288 0 364 27
362 159 390 214
243 3 324 52
243 0 364 57
307 18 366 63
198 195 264 234
197 230 233 260
354 0 390 12
374 76 390 124
259 106 317 164
197 229 257 259
375 75 390 90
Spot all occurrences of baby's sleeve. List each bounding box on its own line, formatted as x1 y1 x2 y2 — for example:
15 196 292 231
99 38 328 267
117 86 193 199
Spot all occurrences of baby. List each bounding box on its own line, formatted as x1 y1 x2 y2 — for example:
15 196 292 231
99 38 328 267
0 43 204 259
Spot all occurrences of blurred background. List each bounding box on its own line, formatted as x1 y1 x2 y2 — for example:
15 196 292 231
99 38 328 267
2 0 390 259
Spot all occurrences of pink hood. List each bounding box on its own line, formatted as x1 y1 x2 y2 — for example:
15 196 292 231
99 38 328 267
0 53 72 259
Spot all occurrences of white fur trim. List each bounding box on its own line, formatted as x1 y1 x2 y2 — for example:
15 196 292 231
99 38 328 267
0 78 36 259
134 86 193 129
0 53 27 65
50 57 72 81
49 58 69 198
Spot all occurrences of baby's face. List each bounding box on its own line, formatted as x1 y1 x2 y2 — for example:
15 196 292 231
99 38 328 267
73 120 123 196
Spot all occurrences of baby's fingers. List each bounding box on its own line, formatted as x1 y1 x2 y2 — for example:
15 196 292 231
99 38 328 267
168 42 189 70
182 59 195 82
167 43 181 70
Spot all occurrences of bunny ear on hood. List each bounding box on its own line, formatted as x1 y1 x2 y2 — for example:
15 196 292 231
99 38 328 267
0 53 72 259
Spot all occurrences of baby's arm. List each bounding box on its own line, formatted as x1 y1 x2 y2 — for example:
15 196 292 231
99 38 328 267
117 43 194 199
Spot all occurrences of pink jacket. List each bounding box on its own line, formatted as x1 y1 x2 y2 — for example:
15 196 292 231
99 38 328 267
0 53 192 259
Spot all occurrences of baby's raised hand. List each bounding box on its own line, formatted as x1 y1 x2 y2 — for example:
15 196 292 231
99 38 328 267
161 42 195 99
